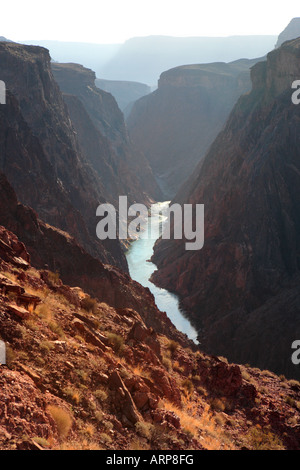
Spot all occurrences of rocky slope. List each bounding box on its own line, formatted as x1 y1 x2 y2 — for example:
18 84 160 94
51 63 162 204
151 38 300 379
0 224 300 450
0 171 190 346
127 59 260 197
276 18 300 48
0 42 127 270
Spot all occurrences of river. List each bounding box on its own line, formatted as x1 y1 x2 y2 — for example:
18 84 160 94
125 201 198 343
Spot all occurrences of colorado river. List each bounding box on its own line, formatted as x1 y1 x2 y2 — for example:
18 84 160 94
126 201 198 343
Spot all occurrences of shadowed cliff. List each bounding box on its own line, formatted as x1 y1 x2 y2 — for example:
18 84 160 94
151 38 300 379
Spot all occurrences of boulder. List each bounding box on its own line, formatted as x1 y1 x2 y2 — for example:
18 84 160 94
108 370 142 426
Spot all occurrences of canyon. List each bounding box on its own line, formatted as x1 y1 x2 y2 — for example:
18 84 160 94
152 38 300 380
1 19 300 451
127 58 260 197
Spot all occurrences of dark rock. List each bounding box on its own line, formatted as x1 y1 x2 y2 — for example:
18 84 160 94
0 42 127 271
152 38 300 379
52 62 162 204
127 59 257 197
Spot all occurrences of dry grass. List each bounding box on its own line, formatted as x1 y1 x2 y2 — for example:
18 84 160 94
161 398 236 450
60 440 102 450
47 405 73 439
244 425 284 450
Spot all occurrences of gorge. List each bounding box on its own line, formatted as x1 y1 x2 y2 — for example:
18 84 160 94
1 17 300 451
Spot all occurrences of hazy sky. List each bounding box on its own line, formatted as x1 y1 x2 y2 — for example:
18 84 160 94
2 0 299 44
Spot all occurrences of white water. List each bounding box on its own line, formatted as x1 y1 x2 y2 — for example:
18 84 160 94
126 201 198 343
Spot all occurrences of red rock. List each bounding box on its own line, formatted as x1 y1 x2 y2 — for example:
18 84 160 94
7 303 30 320
108 371 142 426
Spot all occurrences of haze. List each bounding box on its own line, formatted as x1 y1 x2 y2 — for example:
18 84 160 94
2 0 299 44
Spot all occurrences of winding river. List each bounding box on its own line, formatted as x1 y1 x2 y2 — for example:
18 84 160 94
126 201 198 343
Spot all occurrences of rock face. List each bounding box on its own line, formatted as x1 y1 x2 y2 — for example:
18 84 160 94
127 59 259 197
0 42 126 270
276 18 300 48
152 39 300 379
95 78 151 112
51 63 162 204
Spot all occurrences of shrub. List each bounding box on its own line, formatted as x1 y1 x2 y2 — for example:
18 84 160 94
107 333 124 355
285 396 296 408
81 296 98 314
241 369 251 381
47 270 61 286
210 398 226 412
288 379 300 388
39 341 55 353
48 321 65 338
173 361 184 373
47 405 72 438
135 422 154 440
63 387 81 405
94 389 108 404
94 410 104 422
182 378 194 395
99 433 112 445
245 425 284 450
33 437 51 448
162 357 172 371
167 340 179 356
197 386 207 396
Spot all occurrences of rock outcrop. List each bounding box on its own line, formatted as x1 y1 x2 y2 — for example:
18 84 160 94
152 38 300 379
127 59 260 197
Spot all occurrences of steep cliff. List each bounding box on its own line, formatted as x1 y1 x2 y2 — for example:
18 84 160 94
152 39 300 378
0 42 127 270
51 63 162 204
127 59 259 198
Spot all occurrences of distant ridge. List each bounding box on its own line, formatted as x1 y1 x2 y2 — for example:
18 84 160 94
100 35 277 85
276 18 300 47
20 35 276 86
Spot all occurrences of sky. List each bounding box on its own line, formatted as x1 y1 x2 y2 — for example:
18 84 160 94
1 0 299 44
